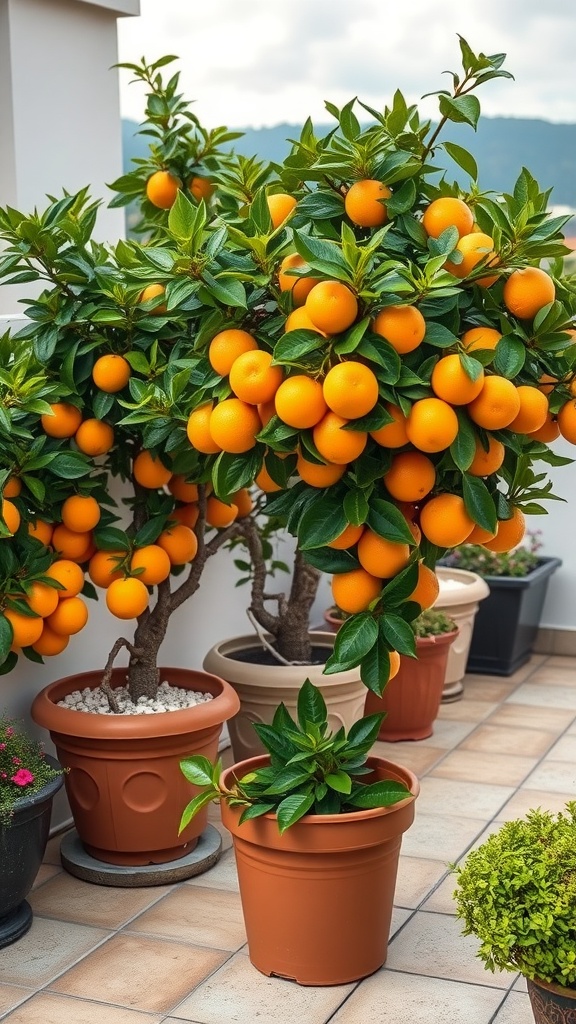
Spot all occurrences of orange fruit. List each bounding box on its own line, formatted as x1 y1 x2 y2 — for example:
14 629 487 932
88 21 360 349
92 354 131 393
528 412 560 443
51 525 93 560
170 503 200 528
105 577 149 619
422 197 474 239
32 624 70 656
419 494 474 547
296 454 346 488
344 179 391 228
557 401 576 444
284 306 327 336
383 452 436 502
406 397 459 453
209 399 262 453
232 489 254 517
146 170 179 209
88 550 125 589
445 232 497 282
61 494 101 533
267 192 297 229
370 404 409 448
483 507 526 553
467 376 522 430
130 544 172 586
508 386 549 434
25 581 59 619
258 400 277 427
408 563 440 610
274 375 328 429
41 403 82 438
503 267 555 320
46 595 89 636
466 523 497 544
388 650 401 681
4 609 44 650
168 476 199 503
186 403 222 454
206 497 239 529
462 326 502 352
133 450 172 489
322 361 379 420
139 284 167 312
1 499 20 535
357 530 410 578
305 281 358 335
313 412 368 464
331 568 382 614
45 560 85 599
3 476 21 498
431 354 484 405
28 519 53 546
538 373 557 396
468 436 505 477
208 329 258 376
255 465 283 492
278 254 319 306
327 523 364 550
158 523 199 564
229 349 284 405
372 305 426 354
189 175 215 202
74 419 114 456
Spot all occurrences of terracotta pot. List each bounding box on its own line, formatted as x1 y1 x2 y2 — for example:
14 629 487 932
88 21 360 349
527 976 576 1022
220 754 419 985
322 607 346 633
203 632 367 762
434 568 490 702
31 667 239 866
364 630 458 741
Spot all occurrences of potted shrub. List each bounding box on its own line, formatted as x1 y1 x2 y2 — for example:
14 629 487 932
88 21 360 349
0 715 64 947
442 530 562 674
434 566 490 700
453 804 576 1023
178 679 419 986
364 609 458 740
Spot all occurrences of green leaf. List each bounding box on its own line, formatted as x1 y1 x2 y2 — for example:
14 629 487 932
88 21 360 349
347 780 410 809
0 614 13 662
293 234 352 282
296 191 345 220
179 789 218 834
301 547 359 574
347 712 385 749
380 614 417 657
297 679 327 729
493 334 526 378
179 755 215 787
450 411 477 472
48 452 91 480
438 94 481 129
343 489 369 527
442 142 478 180
324 614 378 674
423 322 460 348
238 802 276 822
264 767 314 796
360 639 391 696
212 449 262 501
367 498 416 545
382 561 419 607
326 771 352 795
462 474 498 532
273 329 325 364
277 791 315 833
92 526 131 551
297 495 348 549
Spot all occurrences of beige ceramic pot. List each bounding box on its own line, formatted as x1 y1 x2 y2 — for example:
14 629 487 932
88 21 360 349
434 568 490 701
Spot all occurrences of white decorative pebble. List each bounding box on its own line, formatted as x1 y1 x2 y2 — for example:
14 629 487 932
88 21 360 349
56 681 215 716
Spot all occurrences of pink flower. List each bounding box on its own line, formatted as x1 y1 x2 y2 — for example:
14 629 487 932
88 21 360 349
0 743 5 750
5 728 14 738
11 769 35 787
12 757 21 765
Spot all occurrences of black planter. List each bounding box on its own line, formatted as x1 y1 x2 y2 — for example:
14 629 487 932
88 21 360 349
527 976 576 1022
466 557 562 676
0 755 64 948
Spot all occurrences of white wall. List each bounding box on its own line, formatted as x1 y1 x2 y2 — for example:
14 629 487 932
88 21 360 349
533 437 576 631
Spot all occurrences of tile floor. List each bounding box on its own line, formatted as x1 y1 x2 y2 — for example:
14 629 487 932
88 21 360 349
2 652 576 1023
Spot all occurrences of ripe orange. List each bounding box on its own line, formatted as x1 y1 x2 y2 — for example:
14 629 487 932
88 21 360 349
445 232 497 283
419 494 474 547
305 281 358 335
278 254 318 306
45 560 85 599
61 494 101 533
284 306 327 335
313 412 368 464
255 465 283 492
296 454 346 488
28 519 53 546
327 523 364 550
186 403 222 454
46 595 89 636
168 476 199 503
461 326 502 352
105 577 149 619
406 397 459 453
331 568 382 614
557 400 576 443
431 354 484 405
74 419 114 456
232 489 254 518
209 399 262 453
1 499 20 535
383 452 436 502
25 581 59 619
208 328 258 376
130 544 172 586
422 197 474 239
32 624 70 656
158 523 199 564
503 267 555 320
3 476 21 498
170 503 200 528
206 497 239 529
529 412 560 443
344 179 391 228
133 450 172 489
408 563 440 610
322 361 379 420
267 192 297 229
92 354 131 393
466 523 497 544
372 305 426 354
370 403 409 448
508 386 549 434
483 507 526 553
274 375 328 429
388 650 401 681
189 175 215 202
258 400 277 427
139 284 167 312
41 403 82 438
468 436 505 477
51 525 93 561
4 609 44 650
88 550 125 588
229 349 284 405
357 530 410 578
146 170 179 209
467 376 522 430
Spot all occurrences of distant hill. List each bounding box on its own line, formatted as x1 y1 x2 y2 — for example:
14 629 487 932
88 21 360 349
122 116 576 208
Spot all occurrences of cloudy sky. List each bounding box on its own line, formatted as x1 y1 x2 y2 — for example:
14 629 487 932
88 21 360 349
117 0 576 130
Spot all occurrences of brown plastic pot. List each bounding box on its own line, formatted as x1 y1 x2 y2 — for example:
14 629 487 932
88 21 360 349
220 753 419 986
527 976 576 1022
31 667 240 866
364 630 458 741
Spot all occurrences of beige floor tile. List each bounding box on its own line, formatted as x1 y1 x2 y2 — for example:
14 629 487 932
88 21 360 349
485 703 576 732
1 992 164 1024
329 970 504 1023
421 872 459 915
127 886 246 952
507 683 576 710
437 699 498 722
394 856 449 908
461 678 520 703
372 740 445 775
390 907 412 937
0 986 33 1016
430 749 536 786
206 817 233 852
493 990 533 1022
400 812 484 862
411 718 478 748
545 734 576 762
0 917 107 987
385 910 510 988
525 666 576 687
30 873 171 929
32 864 61 890
513 974 528 991
416 776 514 820
495 788 574 821
521 759 576 794
50 933 226 1014
546 655 576 669
42 833 66 866
170 951 355 1024
460 723 557 757
185 849 239 892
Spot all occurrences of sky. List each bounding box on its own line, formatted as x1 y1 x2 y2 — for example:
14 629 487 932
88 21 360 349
117 0 576 130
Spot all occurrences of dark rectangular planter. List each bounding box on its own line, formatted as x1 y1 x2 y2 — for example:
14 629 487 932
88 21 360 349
466 557 562 676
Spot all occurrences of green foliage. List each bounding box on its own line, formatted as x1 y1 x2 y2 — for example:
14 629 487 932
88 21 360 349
412 609 457 637
443 529 542 577
0 715 63 826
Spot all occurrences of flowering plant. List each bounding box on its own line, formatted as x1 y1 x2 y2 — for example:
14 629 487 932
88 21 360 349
442 529 543 578
0 715 63 826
